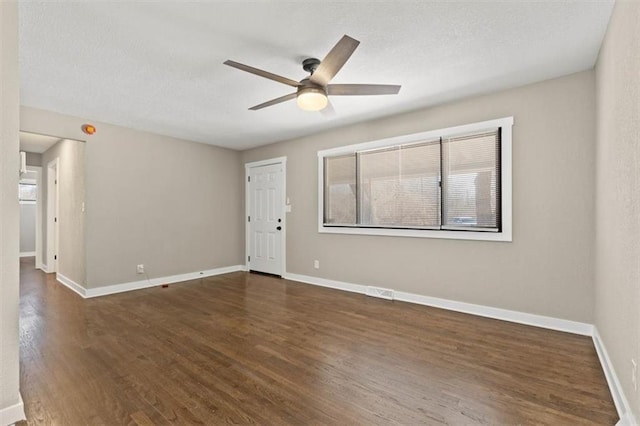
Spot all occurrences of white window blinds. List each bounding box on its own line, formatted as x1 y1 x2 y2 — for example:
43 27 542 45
324 154 356 225
359 141 440 228
323 127 502 233
442 130 500 230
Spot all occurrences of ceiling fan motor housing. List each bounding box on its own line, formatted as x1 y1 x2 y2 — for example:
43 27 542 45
302 58 321 75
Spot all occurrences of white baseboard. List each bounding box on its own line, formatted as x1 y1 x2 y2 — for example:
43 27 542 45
40 264 51 273
284 272 593 336
0 393 25 425
84 265 246 298
593 327 637 426
394 291 593 336
56 273 86 298
285 273 366 295
19 251 35 258
616 413 638 426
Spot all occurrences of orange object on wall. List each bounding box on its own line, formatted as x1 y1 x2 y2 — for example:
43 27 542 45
82 124 96 135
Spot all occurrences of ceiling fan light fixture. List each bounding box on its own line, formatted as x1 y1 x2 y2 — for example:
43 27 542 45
296 86 328 111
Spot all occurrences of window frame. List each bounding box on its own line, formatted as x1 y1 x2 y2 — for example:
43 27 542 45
19 181 37 203
317 116 513 242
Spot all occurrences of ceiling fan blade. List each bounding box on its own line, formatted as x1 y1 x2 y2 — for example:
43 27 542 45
310 35 360 87
249 92 297 111
224 60 301 88
320 100 336 117
327 84 401 96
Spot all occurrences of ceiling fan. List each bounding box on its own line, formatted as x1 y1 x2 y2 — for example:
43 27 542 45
224 35 401 113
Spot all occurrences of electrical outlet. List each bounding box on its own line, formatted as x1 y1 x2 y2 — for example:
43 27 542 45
137 264 144 274
313 260 320 269
632 359 637 392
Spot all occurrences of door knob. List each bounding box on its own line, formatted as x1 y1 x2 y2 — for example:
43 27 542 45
276 226 282 231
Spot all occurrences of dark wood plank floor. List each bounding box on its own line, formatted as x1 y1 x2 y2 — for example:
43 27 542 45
18 257 617 425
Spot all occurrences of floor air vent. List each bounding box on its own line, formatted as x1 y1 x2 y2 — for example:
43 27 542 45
366 286 394 300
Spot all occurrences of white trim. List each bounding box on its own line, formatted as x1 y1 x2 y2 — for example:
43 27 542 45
245 157 287 276
285 273 366 295
57 273 86 298
319 117 514 157
616 413 638 426
19 151 27 175
84 265 246 298
19 251 36 258
27 165 43 270
593 327 637 425
500 121 513 242
283 272 592 336
244 156 287 169
40 263 50 273
0 393 26 425
318 226 511 241
46 158 59 273
317 116 514 242
394 290 592 336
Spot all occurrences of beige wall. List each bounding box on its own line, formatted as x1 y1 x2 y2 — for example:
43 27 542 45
243 71 596 323
42 139 86 285
0 0 23 420
595 0 640 421
20 106 244 289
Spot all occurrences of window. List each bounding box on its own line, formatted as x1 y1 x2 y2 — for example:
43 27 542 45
19 183 37 202
318 117 513 241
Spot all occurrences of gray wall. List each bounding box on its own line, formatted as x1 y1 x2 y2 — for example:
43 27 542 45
20 106 245 289
20 203 36 253
42 139 86 285
243 71 596 324
0 0 22 418
25 152 42 166
595 0 640 420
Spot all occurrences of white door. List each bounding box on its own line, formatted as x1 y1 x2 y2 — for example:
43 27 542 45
248 162 284 276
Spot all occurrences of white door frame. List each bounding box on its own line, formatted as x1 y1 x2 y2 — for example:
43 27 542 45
26 165 43 269
46 158 59 273
245 157 287 275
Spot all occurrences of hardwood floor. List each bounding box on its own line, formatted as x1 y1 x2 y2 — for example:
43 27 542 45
18 257 617 425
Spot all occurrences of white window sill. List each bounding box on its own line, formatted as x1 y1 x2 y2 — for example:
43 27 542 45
319 225 512 242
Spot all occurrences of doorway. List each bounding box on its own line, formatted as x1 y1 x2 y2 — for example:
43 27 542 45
18 166 42 268
245 157 286 276
19 130 86 285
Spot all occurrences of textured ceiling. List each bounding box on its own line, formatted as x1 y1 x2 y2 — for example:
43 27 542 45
19 1 614 150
